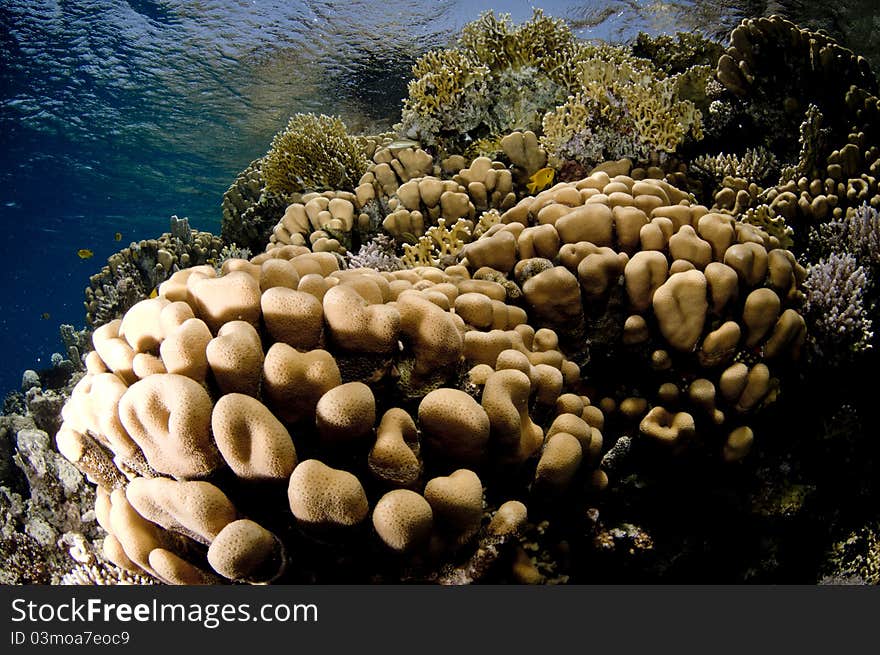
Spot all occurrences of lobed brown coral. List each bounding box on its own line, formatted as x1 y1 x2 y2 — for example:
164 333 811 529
57 160 809 584
705 16 880 243
267 145 521 263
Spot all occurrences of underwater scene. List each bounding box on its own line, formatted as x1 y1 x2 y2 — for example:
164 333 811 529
2 0 880 585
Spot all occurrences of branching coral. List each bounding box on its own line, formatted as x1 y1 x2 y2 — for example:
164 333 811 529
401 218 471 268
690 148 779 190
810 204 880 266
36 11 880 588
541 46 706 168
741 205 794 250
346 234 404 272
458 9 578 74
821 520 880 585
576 49 705 151
803 253 873 364
802 204 879 365
541 93 633 166
262 113 369 196
403 49 491 138
214 244 253 273
398 10 577 149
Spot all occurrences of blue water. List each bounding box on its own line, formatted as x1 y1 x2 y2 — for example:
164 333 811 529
0 0 830 396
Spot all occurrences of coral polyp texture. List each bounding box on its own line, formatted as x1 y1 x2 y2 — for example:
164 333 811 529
56 162 808 584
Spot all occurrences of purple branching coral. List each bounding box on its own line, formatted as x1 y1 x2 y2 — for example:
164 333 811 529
829 205 880 266
811 203 880 266
346 234 404 272
803 252 874 364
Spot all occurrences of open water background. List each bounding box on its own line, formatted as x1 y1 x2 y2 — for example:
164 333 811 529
1 0 878 396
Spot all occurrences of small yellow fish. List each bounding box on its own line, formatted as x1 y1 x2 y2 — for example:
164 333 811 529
149 287 159 299
41 312 50 320
77 248 94 259
114 232 122 241
526 167 555 194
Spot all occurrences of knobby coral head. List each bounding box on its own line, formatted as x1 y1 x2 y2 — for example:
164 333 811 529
58 156 808 584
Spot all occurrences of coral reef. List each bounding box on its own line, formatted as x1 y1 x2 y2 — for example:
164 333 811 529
401 218 471 268
266 147 518 262
740 205 794 250
803 204 879 365
0 405 101 584
221 121 386 254
54 165 810 585
810 204 880 265
221 157 292 254
84 217 224 328
690 148 779 194
7 11 880 587
398 10 576 150
632 32 724 76
400 13 720 177
262 114 369 196
803 258 868 364
346 234 404 272
714 15 876 159
703 16 880 243
398 10 708 167
820 520 880 584
541 48 707 168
